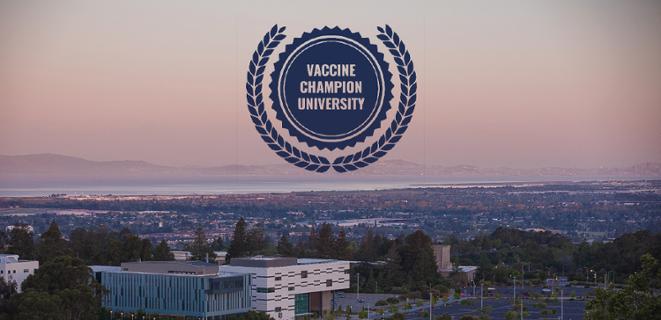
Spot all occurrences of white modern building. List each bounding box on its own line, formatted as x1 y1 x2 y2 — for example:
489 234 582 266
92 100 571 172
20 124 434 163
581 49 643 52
0 254 39 293
220 256 350 319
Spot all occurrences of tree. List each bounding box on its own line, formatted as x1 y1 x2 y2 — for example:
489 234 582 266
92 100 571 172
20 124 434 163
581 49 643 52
37 222 71 262
18 256 103 320
334 228 353 260
585 253 661 320
400 230 438 288
247 224 267 255
357 229 378 261
10 290 65 320
317 224 335 258
0 277 17 316
228 218 249 259
140 238 153 261
7 227 35 259
119 228 143 263
187 228 215 261
211 237 225 251
153 240 174 261
277 233 295 256
0 230 7 251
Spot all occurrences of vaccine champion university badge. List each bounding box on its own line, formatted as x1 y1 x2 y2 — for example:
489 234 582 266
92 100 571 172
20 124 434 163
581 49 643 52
246 25 417 173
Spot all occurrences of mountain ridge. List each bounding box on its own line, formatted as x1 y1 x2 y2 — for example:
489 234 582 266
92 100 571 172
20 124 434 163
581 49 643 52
1 153 660 186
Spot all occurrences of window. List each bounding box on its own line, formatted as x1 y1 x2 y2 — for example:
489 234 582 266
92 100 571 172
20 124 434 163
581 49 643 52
326 279 332 287
256 287 275 293
288 286 295 291
344 269 351 274
275 276 282 281
275 307 282 312
23 269 29 273
301 271 308 279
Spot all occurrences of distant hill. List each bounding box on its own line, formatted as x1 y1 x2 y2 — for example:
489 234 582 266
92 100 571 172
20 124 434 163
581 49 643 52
0 153 659 187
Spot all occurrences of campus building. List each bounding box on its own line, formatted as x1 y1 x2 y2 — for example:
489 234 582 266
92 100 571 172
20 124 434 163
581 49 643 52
220 256 350 320
0 254 39 293
91 261 251 319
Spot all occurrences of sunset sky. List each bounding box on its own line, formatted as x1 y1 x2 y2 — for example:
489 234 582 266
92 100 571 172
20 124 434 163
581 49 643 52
1 0 660 168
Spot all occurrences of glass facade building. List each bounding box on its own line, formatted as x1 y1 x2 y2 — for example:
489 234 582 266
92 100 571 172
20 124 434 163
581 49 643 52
92 263 251 319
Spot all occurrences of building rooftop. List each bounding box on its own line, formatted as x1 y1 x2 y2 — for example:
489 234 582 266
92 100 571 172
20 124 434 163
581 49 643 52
0 254 36 264
91 261 241 277
228 256 342 268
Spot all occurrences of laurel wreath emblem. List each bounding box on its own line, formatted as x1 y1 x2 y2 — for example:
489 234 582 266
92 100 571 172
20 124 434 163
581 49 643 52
246 25 417 173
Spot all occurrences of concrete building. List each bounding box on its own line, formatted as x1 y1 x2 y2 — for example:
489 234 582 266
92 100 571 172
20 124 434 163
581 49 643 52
171 250 192 261
214 251 228 264
220 256 350 319
91 261 251 319
432 244 452 273
0 254 39 293
432 244 478 285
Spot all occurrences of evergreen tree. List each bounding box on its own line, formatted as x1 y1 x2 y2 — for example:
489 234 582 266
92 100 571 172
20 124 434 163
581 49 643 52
384 241 403 286
357 228 377 261
277 233 294 256
317 224 335 258
307 226 318 256
119 228 143 262
188 227 215 261
37 222 70 262
153 240 174 261
334 228 352 260
228 218 248 259
247 224 266 255
0 230 7 251
8 227 35 260
400 230 438 288
140 238 153 261
211 237 225 251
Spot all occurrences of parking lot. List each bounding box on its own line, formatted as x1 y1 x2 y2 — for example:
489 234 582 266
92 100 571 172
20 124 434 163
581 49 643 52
335 285 595 319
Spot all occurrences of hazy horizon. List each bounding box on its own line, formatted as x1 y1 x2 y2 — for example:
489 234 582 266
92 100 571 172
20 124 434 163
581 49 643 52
2 0 660 169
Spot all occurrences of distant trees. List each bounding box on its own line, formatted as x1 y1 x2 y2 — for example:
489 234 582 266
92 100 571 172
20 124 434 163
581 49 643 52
186 227 215 261
452 227 661 284
295 223 353 259
153 240 174 261
228 218 270 259
68 227 153 265
277 233 294 256
228 218 248 259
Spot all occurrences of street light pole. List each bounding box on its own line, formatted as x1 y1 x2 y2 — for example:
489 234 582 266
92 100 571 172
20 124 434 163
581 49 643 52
480 281 484 310
429 283 432 320
357 273 360 301
521 264 525 290
560 288 564 320
512 276 517 303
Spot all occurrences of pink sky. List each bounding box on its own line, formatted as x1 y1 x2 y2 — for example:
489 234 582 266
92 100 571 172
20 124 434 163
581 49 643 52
1 0 660 168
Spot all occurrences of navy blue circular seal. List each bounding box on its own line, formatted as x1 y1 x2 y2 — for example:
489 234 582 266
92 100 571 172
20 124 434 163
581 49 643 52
269 27 393 150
